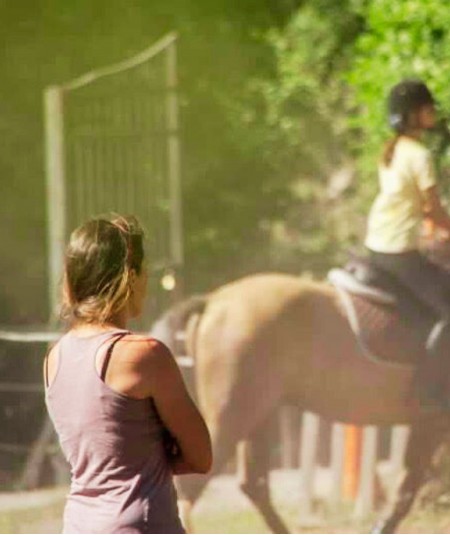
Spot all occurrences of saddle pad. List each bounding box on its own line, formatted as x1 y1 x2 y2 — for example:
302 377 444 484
328 268 396 305
336 286 426 367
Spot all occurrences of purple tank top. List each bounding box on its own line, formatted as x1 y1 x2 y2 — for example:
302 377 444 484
45 330 185 534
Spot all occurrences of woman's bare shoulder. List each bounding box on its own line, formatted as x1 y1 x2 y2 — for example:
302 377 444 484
46 338 63 363
44 340 63 386
116 334 173 364
111 335 178 398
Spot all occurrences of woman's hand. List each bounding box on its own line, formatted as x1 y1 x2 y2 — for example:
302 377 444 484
422 186 450 233
162 427 181 458
162 428 206 475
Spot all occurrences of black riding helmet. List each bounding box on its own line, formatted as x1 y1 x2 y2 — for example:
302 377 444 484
388 79 435 131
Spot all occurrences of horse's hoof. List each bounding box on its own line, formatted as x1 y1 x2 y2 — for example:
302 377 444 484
370 520 391 534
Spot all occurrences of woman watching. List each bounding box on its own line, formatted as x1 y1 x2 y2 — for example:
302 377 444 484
44 214 212 533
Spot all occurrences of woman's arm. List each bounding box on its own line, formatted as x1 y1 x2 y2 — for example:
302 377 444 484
146 342 212 474
125 339 212 474
103 336 212 474
422 185 450 234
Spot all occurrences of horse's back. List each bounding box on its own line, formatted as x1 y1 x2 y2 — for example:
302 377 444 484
193 274 315 442
208 273 325 320
199 273 322 360
195 273 417 426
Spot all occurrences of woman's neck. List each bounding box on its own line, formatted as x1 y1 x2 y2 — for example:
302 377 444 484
402 128 423 140
71 313 128 334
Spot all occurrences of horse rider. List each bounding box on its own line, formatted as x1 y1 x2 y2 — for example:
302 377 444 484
365 78 450 409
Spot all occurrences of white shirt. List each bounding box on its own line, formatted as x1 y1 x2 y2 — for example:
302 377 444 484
365 136 436 253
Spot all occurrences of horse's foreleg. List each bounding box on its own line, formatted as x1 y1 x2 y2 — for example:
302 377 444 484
175 473 208 533
371 417 445 534
175 412 258 533
237 416 290 534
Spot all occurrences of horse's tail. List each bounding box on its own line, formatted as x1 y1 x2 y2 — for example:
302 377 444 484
183 301 206 362
150 294 208 355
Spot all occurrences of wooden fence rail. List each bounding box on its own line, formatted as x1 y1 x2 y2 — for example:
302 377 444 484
298 412 410 523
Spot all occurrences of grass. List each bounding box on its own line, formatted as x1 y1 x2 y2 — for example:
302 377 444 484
0 499 64 534
1 477 450 534
193 502 372 533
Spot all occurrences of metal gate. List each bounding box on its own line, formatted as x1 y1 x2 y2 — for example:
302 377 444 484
44 32 183 321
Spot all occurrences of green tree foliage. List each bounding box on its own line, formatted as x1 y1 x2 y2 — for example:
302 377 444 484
3 0 450 322
347 0 450 202
233 0 365 270
1 0 363 319
0 0 302 320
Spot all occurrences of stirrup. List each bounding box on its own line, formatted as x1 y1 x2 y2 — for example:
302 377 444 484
426 320 450 353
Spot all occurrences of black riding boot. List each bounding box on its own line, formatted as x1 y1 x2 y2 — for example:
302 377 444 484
417 320 450 410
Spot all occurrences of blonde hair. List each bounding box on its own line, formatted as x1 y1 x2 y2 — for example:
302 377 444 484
62 214 145 324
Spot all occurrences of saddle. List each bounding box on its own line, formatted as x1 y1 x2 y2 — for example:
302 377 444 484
328 257 435 367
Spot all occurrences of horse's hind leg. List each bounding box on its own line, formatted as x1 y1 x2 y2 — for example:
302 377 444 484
175 409 272 532
371 417 446 534
237 414 290 534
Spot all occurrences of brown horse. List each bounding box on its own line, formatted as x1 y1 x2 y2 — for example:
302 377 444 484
151 273 450 533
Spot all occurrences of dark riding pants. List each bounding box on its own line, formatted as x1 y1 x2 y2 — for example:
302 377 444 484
368 249 450 320
368 248 450 405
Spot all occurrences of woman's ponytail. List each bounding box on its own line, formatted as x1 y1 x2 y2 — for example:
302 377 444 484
382 134 401 167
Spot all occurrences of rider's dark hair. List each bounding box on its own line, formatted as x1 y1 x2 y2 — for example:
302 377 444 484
382 134 402 168
382 79 435 166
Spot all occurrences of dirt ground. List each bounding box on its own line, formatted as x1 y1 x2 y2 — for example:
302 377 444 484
1 470 450 533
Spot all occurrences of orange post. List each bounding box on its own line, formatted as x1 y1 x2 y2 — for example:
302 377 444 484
343 425 362 500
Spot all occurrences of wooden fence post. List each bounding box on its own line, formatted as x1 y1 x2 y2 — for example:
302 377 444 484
19 416 55 490
329 423 345 507
354 426 378 519
299 412 320 524
389 425 410 475
279 406 299 469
